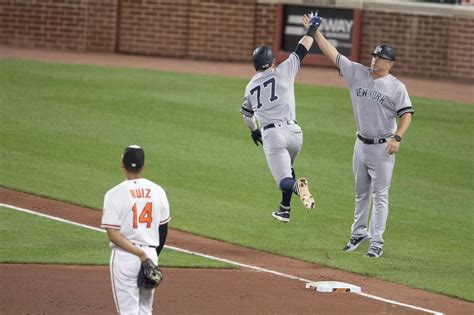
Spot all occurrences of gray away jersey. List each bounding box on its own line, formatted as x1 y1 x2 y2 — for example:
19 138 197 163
337 54 414 138
240 53 301 127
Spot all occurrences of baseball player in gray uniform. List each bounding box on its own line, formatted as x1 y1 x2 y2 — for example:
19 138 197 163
305 14 414 257
240 12 322 223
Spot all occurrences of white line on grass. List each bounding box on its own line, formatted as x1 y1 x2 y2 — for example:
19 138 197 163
0 203 443 315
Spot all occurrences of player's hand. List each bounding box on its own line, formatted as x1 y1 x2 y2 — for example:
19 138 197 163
251 129 263 146
303 11 322 30
138 251 149 262
386 139 400 155
309 11 322 28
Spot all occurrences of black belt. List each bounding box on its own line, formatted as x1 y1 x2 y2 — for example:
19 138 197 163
132 242 157 248
357 134 386 144
263 120 298 131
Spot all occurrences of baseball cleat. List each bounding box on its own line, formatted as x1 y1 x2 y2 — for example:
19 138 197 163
297 178 315 209
272 209 290 223
343 235 369 251
365 246 383 258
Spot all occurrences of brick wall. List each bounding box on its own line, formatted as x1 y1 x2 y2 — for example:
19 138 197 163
118 0 188 57
254 2 277 48
186 0 256 62
447 16 474 81
1 1 473 81
360 10 474 81
85 0 117 52
118 0 257 62
0 0 116 52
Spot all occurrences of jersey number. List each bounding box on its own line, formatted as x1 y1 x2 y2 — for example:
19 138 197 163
132 202 153 229
250 77 279 109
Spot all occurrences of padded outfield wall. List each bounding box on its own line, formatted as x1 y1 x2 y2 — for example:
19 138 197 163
0 0 473 81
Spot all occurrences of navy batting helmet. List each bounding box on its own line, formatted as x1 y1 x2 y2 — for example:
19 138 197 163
371 44 396 61
252 46 274 71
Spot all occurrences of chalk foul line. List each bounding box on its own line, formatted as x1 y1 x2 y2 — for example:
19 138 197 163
0 203 443 315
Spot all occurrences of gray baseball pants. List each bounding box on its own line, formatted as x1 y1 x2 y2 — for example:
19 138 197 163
262 124 303 186
351 138 395 248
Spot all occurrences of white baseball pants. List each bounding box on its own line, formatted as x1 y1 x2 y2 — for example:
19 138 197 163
109 246 159 315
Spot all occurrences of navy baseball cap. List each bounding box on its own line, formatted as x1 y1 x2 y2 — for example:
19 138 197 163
122 145 145 170
371 44 396 61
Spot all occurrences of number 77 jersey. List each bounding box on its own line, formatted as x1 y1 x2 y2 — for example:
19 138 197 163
241 53 301 127
101 178 171 248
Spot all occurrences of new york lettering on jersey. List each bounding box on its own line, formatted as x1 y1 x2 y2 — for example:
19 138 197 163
355 88 387 104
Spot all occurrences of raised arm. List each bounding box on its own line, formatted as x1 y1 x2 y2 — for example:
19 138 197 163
315 30 339 65
298 11 322 51
303 14 339 65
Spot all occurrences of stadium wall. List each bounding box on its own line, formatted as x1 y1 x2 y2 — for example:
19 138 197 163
0 0 472 81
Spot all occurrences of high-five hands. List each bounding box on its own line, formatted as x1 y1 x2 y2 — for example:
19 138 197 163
309 10 322 28
303 10 322 34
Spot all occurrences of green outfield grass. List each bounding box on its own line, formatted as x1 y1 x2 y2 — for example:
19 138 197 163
0 59 473 301
0 206 234 268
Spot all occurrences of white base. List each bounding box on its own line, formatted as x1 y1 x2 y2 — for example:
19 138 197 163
305 281 361 293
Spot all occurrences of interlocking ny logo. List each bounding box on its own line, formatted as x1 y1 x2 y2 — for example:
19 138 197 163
375 46 383 54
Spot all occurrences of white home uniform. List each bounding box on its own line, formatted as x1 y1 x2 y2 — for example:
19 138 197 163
337 54 414 249
241 53 302 185
102 178 170 315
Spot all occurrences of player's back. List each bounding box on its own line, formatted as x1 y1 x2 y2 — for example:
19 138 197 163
103 178 169 247
245 53 301 126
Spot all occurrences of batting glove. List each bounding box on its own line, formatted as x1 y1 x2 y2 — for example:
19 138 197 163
251 129 263 146
306 10 322 37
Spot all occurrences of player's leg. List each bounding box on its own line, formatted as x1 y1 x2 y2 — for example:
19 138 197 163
263 129 294 221
366 144 395 257
110 248 141 314
266 150 293 222
280 168 296 207
275 168 295 222
263 129 293 184
138 248 159 314
287 126 315 209
344 140 371 251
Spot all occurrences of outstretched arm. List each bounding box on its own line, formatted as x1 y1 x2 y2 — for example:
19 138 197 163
298 11 322 51
303 14 339 65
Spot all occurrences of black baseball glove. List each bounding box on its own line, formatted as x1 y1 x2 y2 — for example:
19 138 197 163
137 258 163 290
251 129 263 146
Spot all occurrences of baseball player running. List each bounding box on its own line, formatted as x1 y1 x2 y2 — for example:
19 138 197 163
101 145 171 314
240 12 322 223
304 14 414 257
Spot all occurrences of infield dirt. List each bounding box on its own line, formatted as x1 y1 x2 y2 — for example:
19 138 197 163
1 188 474 314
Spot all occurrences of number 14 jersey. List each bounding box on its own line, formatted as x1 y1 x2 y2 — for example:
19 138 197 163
241 53 301 126
101 178 171 248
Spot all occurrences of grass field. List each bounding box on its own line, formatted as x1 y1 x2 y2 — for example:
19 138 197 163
0 59 473 301
0 206 234 268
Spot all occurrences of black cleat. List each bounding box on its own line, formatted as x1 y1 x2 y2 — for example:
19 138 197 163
342 235 369 251
272 210 290 223
365 246 383 258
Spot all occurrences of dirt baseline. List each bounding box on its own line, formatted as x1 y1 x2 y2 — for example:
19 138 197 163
1 188 473 314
